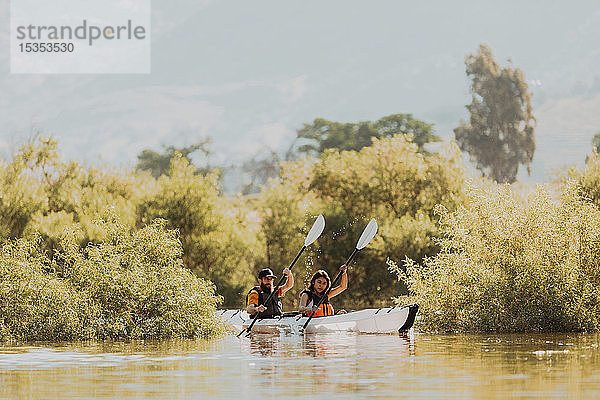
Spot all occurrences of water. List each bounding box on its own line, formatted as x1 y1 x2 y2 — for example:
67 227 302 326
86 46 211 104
1 332 600 399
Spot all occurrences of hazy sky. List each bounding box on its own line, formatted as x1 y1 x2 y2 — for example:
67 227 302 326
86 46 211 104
2 0 600 182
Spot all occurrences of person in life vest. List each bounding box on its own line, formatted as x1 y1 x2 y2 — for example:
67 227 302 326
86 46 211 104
246 267 294 319
299 265 348 317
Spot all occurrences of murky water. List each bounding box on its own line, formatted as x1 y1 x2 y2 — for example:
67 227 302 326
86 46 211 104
1 332 599 399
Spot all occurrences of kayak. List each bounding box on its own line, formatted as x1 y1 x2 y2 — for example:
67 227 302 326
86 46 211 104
219 304 418 334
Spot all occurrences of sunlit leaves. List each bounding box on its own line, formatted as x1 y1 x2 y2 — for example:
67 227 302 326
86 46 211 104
137 155 256 307
278 135 465 308
0 217 225 341
394 182 600 333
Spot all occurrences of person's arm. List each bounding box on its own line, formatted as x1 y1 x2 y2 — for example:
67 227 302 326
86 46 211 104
246 291 266 314
280 268 294 294
298 292 315 315
328 264 348 298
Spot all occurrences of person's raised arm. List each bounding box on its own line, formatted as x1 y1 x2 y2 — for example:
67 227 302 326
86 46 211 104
280 268 294 294
328 264 348 298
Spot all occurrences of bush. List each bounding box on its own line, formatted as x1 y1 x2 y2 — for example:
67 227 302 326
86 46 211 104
391 182 600 332
571 153 600 206
0 236 93 341
0 215 225 341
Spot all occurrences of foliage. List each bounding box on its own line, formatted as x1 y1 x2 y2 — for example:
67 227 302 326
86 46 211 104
593 131 600 155
239 148 281 195
1 138 259 312
558 153 600 207
8 132 600 335
0 138 140 245
7 138 145 253
392 182 600 333
292 113 441 157
137 155 256 307
248 182 321 308
454 44 536 184
280 135 465 308
136 139 211 178
0 216 225 341
0 155 46 242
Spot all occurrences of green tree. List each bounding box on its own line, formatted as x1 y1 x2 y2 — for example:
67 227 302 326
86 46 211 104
136 156 256 306
454 44 536 183
136 139 211 178
0 143 47 241
292 113 441 158
0 137 141 247
280 135 465 308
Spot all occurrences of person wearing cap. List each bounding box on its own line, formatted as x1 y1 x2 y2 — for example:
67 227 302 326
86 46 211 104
246 267 294 319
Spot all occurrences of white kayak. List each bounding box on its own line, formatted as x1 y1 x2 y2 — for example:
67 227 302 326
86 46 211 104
219 304 418 334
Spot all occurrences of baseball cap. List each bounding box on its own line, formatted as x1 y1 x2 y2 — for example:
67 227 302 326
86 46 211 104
258 268 276 279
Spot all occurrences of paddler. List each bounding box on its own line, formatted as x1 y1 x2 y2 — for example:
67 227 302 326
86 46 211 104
299 265 348 317
246 268 294 319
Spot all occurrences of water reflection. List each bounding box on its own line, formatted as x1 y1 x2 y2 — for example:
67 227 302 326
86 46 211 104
237 332 417 396
242 331 415 359
0 333 599 399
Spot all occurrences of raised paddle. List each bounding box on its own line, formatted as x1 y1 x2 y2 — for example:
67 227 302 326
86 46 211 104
300 218 378 333
238 214 325 337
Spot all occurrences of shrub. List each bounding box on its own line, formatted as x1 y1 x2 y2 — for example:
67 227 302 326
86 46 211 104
572 153 600 206
0 236 93 341
0 215 225 341
391 182 600 332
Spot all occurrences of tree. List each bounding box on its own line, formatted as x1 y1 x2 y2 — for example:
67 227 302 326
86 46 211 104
592 131 600 154
136 139 211 178
280 135 465 308
291 113 440 158
240 148 281 195
136 156 256 306
0 137 140 247
454 44 536 184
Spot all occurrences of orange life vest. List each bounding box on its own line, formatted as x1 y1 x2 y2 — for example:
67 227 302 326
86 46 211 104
301 290 334 317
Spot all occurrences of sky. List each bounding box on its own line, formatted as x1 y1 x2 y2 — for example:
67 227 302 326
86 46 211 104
2 0 600 183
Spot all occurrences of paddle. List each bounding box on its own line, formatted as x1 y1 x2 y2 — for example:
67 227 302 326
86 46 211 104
238 214 325 337
300 218 378 333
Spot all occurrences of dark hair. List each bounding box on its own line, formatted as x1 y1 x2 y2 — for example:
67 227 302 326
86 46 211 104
308 270 331 294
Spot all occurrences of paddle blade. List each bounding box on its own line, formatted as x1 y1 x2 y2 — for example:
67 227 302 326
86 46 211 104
304 214 325 246
356 218 378 249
